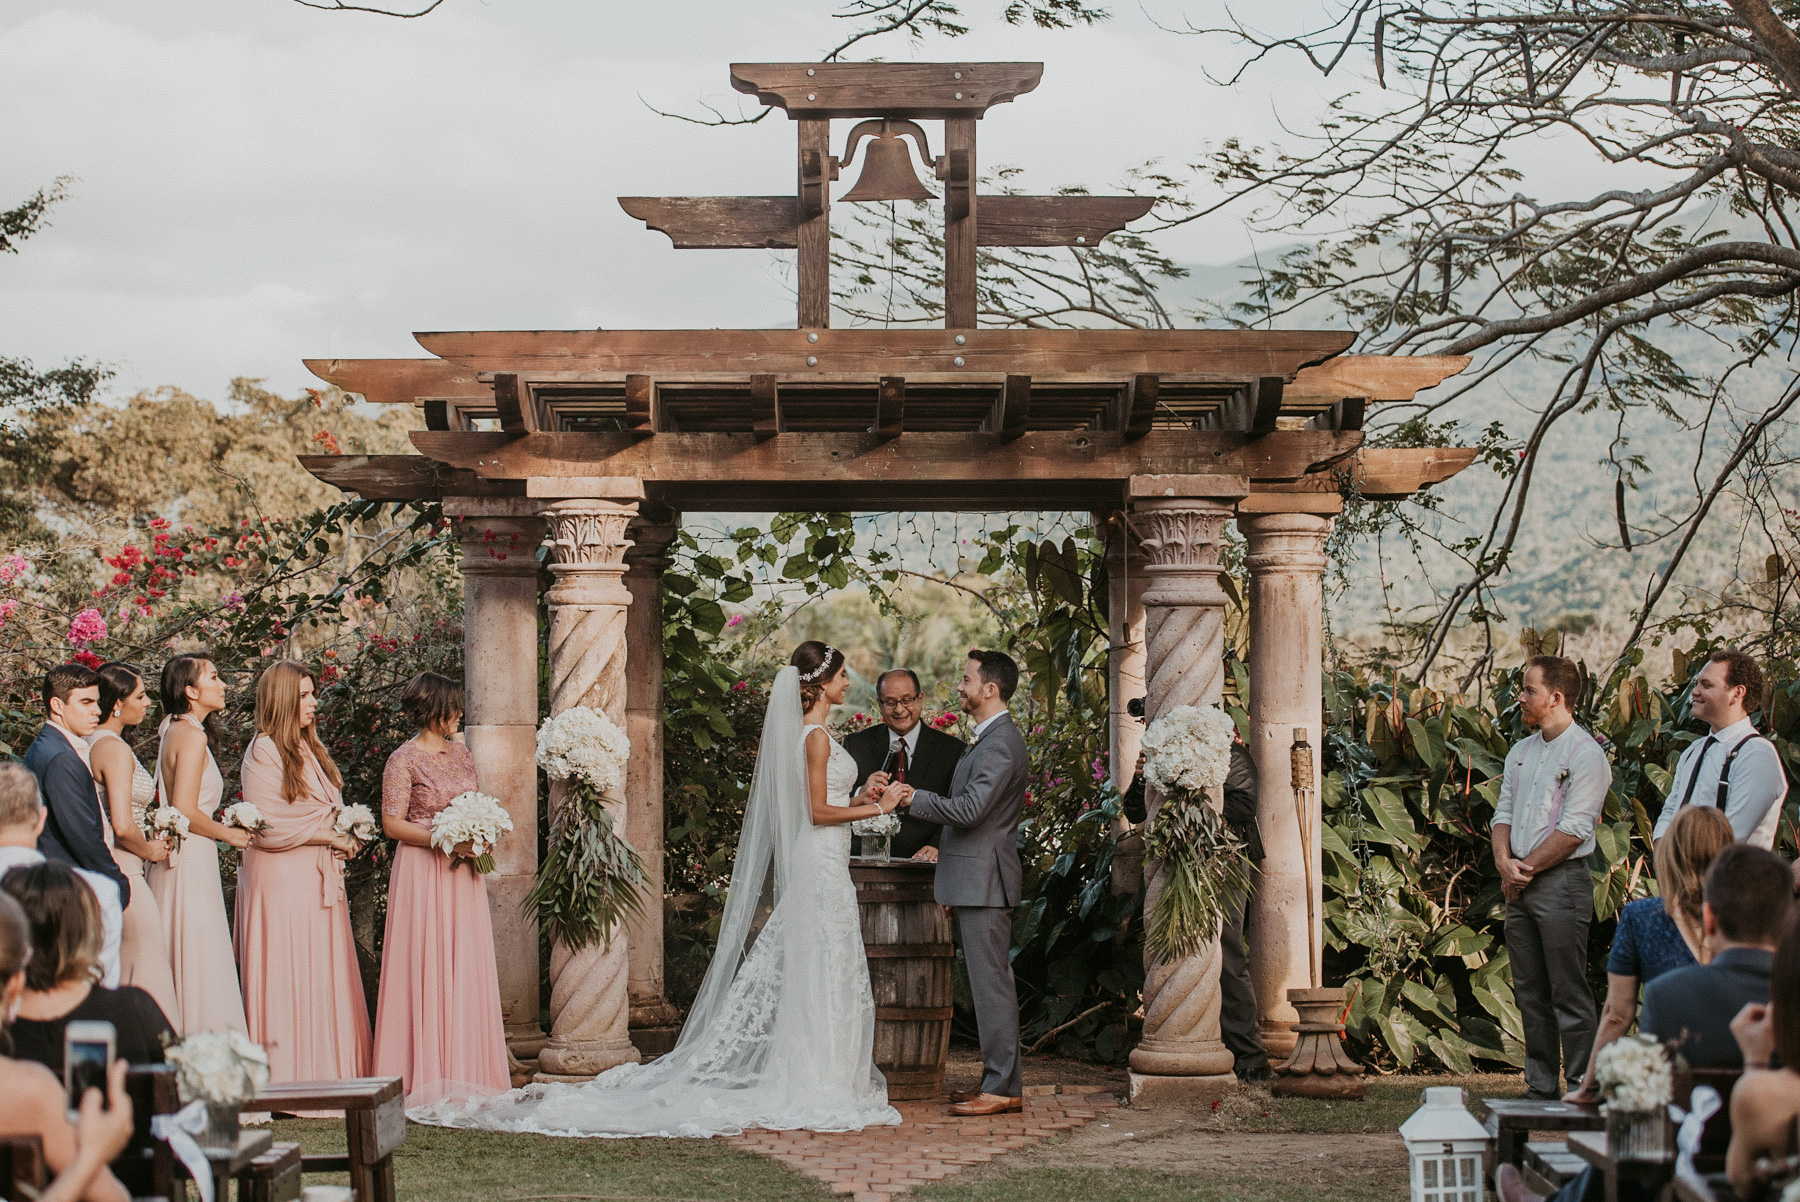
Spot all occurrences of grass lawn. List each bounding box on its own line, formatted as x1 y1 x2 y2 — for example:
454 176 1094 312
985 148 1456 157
266 1071 1523 1201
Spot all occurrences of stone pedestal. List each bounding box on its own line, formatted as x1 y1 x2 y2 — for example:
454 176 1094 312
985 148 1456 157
534 492 644 1082
1237 513 1331 1059
1125 486 1244 1104
446 498 546 1062
1271 987 1365 1098
623 504 682 1055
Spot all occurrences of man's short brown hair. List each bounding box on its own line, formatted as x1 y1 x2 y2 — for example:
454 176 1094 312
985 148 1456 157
1525 655 1584 710
1706 649 1767 712
1704 843 1793 946
0 764 43 830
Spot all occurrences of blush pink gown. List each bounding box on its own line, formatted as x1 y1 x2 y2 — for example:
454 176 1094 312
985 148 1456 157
371 739 509 1108
235 735 371 1092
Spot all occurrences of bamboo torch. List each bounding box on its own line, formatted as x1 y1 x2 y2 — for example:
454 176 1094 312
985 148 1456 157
1290 727 1319 989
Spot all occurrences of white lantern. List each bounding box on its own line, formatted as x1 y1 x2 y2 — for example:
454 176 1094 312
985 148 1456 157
1400 1086 1490 1202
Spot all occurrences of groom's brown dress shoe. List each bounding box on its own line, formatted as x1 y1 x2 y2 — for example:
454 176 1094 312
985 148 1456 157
949 1094 1023 1116
948 1089 981 1104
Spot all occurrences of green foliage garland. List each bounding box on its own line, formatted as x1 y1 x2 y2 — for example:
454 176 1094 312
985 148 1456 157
527 781 649 952
1140 791 1253 964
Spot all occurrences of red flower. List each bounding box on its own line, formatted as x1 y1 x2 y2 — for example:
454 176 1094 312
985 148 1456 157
72 650 103 670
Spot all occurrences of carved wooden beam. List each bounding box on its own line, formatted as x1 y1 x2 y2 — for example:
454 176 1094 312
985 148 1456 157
750 374 781 440
1216 377 1285 438
1306 397 1367 433
492 372 542 436
1288 354 1472 402
299 455 524 500
1239 447 1481 512
729 62 1042 120
617 197 799 250
623 374 660 436
981 374 1030 440
976 196 1155 246
876 376 904 441
304 358 489 407
1114 373 1158 440
415 328 1356 379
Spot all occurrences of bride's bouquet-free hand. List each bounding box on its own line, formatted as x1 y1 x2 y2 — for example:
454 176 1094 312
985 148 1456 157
334 803 380 848
144 805 190 851
430 792 513 874
218 801 269 837
1138 704 1252 963
526 706 648 951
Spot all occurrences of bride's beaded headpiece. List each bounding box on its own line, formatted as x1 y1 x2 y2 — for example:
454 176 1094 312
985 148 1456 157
799 646 840 682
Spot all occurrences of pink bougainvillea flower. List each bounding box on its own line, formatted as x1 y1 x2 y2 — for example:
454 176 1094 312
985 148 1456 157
67 608 108 647
72 650 103 670
731 679 749 692
0 599 18 627
0 554 27 586
726 614 743 628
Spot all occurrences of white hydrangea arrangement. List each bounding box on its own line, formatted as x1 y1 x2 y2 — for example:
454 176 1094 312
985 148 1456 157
1138 703 1252 964
430 792 514 874
850 811 902 837
335 803 380 846
1141 704 1237 795
528 707 646 951
164 1029 271 1107
145 805 190 850
1595 1033 1672 1113
218 802 269 836
535 706 631 796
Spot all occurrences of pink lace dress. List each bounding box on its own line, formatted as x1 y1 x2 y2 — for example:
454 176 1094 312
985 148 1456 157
372 738 509 1108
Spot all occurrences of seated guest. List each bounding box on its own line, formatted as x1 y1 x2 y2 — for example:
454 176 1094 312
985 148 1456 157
1 861 173 1076
0 889 132 1202
1725 915 1800 1198
0 765 120 989
1640 843 1792 1069
1567 806 1735 1101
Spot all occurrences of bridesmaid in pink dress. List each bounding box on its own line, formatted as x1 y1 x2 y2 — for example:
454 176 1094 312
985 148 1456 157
236 662 370 1087
372 672 508 1107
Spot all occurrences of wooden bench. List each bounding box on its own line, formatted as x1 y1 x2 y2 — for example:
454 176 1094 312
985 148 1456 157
237 1140 304 1202
246 1077 405 1202
0 1135 45 1200
1523 1140 1587 1194
1569 1128 1675 1202
1477 1097 1605 1180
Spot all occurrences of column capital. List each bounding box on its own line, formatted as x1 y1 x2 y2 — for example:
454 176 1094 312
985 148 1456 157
1237 512 1333 577
1131 497 1233 612
542 498 639 610
454 513 545 578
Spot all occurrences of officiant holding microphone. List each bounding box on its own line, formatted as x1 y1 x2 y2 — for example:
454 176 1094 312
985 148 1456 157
845 669 966 859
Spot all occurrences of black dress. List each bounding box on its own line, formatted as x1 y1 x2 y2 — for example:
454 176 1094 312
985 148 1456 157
9 984 175 1075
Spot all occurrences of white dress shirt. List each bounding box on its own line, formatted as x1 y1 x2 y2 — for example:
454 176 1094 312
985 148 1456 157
971 711 1008 742
0 844 122 988
1493 723 1611 860
1652 716 1787 848
886 722 922 761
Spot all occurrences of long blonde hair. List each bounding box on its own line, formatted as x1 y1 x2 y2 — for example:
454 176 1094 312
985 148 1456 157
254 661 342 801
1656 805 1735 947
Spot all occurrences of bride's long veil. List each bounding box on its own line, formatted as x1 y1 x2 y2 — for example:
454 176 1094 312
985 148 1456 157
411 665 885 1137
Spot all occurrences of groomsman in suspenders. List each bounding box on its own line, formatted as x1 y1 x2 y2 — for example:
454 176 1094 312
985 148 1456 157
1653 649 1788 849
1492 654 1611 1100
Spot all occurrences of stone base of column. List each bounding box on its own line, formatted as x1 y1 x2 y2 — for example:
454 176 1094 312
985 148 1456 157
628 994 683 1057
1259 1019 1299 1061
1270 987 1365 1100
1127 1070 1241 1107
533 1036 641 1083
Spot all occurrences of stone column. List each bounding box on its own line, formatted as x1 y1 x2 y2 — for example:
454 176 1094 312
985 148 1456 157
1237 512 1332 1059
1099 513 1149 897
534 490 644 1082
445 498 546 1062
623 503 682 1054
1126 487 1243 1106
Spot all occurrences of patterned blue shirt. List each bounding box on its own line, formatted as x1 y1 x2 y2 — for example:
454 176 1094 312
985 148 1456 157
1607 896 1697 983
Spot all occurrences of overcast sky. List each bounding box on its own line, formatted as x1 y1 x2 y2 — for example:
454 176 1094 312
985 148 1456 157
3 1 1618 402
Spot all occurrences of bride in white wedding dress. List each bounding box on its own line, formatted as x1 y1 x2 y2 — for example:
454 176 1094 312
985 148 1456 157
411 641 905 1138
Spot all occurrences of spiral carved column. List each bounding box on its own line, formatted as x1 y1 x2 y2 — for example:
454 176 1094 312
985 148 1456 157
1127 495 1241 1105
447 499 547 1063
535 496 643 1082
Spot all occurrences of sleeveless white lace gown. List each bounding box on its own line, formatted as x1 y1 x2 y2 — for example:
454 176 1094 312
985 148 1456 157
412 725 899 1137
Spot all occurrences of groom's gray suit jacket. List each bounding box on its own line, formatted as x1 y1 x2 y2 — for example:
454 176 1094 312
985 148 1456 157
905 712 1028 908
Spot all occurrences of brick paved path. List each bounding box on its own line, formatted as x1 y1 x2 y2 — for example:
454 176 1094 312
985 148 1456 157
728 1086 1121 1202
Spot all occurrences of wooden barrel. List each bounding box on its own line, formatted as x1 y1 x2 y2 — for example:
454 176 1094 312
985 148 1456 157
850 858 953 1101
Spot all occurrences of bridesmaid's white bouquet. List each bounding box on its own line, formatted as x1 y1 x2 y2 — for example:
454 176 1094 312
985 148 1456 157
528 706 646 951
144 805 190 850
430 792 513 874
164 1029 271 1107
218 802 269 836
335 803 380 846
850 811 902 837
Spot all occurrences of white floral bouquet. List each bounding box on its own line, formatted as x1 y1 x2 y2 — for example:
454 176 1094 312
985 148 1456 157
535 705 630 795
1137 703 1252 964
164 1029 271 1107
144 805 190 850
528 707 645 951
1595 1033 1672 1113
851 811 902 837
430 792 513 874
334 803 380 846
218 801 269 836
1141 704 1237 795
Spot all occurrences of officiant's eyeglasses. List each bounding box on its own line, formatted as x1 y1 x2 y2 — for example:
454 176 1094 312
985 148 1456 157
878 694 921 711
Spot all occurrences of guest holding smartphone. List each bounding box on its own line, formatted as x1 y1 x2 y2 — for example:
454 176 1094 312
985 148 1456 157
236 662 370 1090
84 662 180 1028
372 672 509 1106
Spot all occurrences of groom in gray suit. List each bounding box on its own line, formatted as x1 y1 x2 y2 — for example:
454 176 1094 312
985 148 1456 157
888 649 1029 1116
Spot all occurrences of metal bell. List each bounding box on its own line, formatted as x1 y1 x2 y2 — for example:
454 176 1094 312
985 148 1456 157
841 135 936 204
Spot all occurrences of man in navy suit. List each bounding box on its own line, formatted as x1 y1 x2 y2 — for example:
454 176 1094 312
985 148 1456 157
21 663 130 908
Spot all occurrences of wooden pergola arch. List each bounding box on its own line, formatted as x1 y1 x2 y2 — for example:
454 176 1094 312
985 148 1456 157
298 59 1475 1101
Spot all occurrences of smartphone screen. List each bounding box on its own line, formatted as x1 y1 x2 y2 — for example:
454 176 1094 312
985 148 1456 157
64 1021 114 1109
